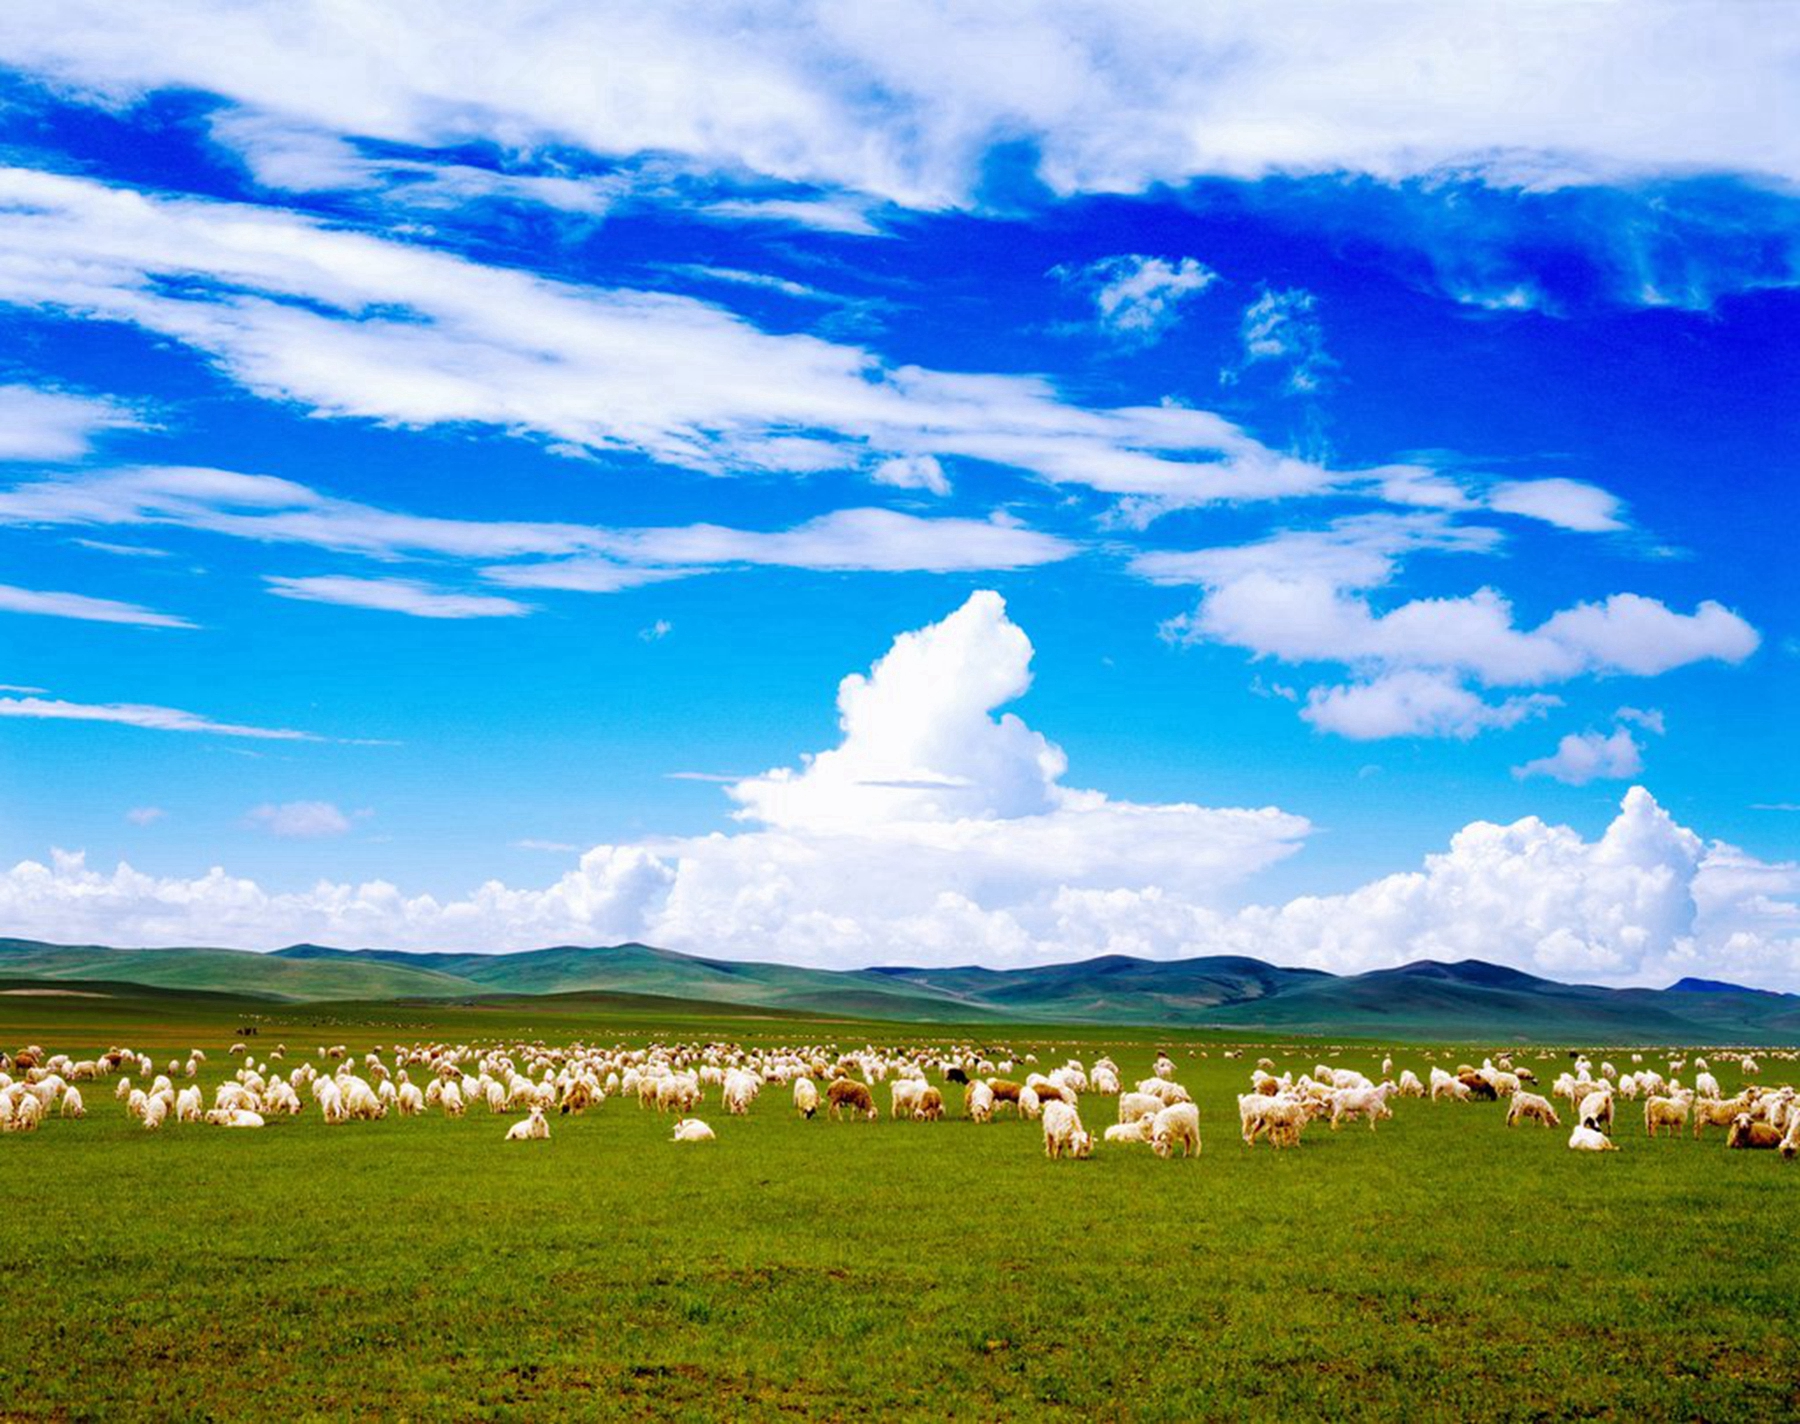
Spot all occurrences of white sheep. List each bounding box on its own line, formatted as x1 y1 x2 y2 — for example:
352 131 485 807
1151 1102 1201 1159
59 1086 85 1119
1103 1118 1155 1144
793 1077 819 1118
1569 1124 1618 1152
1041 1099 1093 1160
504 1106 550 1142
671 1117 715 1143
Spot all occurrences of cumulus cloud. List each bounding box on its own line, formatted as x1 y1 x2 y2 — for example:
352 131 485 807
3 593 1793 987
1514 727 1645 786
0 583 192 629
870 455 950 496
1489 478 1627 534
245 801 354 839
1149 512 1758 739
1055 254 1217 342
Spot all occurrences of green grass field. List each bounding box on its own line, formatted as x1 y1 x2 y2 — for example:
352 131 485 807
2 989 1797 1421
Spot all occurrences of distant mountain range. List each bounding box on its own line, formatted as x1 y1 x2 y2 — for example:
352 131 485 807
1 937 1796 1043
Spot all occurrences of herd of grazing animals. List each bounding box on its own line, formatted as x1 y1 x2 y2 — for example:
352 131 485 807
2 1038 1799 1167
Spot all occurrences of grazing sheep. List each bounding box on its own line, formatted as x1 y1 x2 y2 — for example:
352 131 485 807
1041 1099 1093 1160
966 1081 996 1124
1329 1084 1394 1131
1238 1093 1309 1148
1458 1072 1498 1101
671 1118 715 1143
1568 1124 1618 1152
504 1106 550 1142
1117 1092 1163 1127
1151 1103 1201 1159
793 1077 820 1119
59 1086 85 1119
1577 1087 1614 1136
1396 1070 1425 1098
826 1078 878 1122
913 1086 944 1122
890 1078 925 1120
1506 1092 1561 1128
141 1095 167 1131
986 1079 1023 1113
1017 1086 1043 1120
1727 1114 1782 1150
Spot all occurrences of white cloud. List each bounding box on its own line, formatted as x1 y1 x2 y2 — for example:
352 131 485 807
1149 513 1758 739
0 467 1075 591
1514 727 1645 785
1615 705 1666 735
0 583 192 629
638 619 673 643
0 695 317 740
1056 254 1217 342
1224 288 1333 394
0 384 141 461
0 168 1351 516
1302 672 1558 741
4 5 1794 207
870 455 949 496
1 594 1793 987
245 801 353 839
125 806 165 826
1489 478 1627 533
266 575 531 620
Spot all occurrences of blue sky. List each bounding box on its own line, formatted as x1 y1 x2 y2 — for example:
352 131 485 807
0 5 1795 984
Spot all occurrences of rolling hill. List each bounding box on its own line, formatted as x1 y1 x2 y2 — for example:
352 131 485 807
1 937 1796 1042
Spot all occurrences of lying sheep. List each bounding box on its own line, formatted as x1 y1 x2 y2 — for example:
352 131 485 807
1103 1118 1155 1145
1505 1092 1560 1129
504 1106 550 1142
1568 1124 1618 1152
1727 1114 1782 1150
1151 1102 1201 1159
671 1118 715 1143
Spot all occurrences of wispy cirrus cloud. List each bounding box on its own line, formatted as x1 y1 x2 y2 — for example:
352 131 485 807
0 583 192 629
266 575 531 620
0 695 317 740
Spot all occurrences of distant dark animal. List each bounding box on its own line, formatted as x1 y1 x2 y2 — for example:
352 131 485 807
1458 1072 1498 1101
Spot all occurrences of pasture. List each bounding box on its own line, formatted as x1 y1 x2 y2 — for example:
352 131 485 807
1 989 1797 1421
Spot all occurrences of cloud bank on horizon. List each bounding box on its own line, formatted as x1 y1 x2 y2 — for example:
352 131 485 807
0 5 1794 985
5 593 1797 989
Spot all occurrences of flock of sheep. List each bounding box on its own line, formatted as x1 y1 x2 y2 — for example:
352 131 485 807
3 1036 1798 1164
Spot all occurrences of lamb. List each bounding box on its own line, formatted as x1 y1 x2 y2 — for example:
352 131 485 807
793 1077 820 1119
671 1118 715 1143
504 1106 550 1142
826 1078 878 1121
1568 1124 1618 1152
1505 1092 1560 1129
1151 1102 1201 1159
1041 1099 1094 1160
1726 1113 1782 1150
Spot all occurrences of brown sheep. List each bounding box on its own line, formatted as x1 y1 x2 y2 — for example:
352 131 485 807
1726 1114 1782 1150
913 1086 944 1121
987 1078 1023 1105
1458 1072 1498 1101
826 1078 878 1121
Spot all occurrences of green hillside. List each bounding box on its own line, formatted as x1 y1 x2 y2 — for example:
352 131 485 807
1 938 1796 1042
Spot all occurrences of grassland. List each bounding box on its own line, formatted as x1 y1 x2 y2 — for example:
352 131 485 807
2 988 1797 1421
